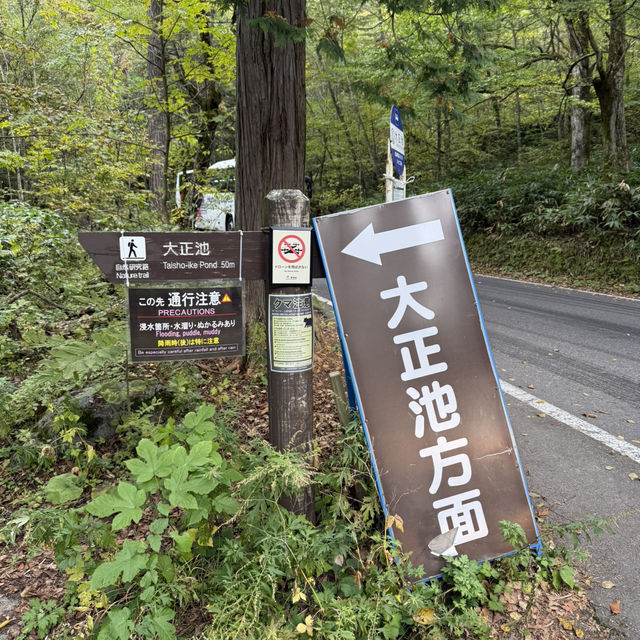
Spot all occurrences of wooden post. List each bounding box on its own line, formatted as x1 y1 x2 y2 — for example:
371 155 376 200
263 189 315 523
329 371 350 428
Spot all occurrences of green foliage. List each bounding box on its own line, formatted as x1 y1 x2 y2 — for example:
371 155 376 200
71 405 242 639
44 472 84 505
18 599 67 640
2 395 612 640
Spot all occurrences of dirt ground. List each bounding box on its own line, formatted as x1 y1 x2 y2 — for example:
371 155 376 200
0 311 618 639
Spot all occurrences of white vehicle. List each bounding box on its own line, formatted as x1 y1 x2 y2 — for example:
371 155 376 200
175 159 235 231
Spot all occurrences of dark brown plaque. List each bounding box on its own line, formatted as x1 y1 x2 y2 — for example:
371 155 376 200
314 191 538 579
79 231 326 283
128 284 244 362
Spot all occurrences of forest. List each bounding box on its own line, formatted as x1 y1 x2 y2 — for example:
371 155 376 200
0 0 637 638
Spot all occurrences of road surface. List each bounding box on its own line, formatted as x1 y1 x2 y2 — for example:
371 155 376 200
313 275 640 637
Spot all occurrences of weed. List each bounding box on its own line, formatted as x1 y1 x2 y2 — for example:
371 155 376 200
18 598 67 639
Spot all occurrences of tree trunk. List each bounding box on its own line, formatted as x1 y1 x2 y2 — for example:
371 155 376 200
592 0 629 172
235 0 306 324
147 0 169 222
565 12 591 171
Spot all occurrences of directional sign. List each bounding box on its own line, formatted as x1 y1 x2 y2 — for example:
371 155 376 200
314 192 539 579
79 232 269 283
342 220 444 265
390 105 405 177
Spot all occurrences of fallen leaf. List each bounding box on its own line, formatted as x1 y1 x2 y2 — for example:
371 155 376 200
413 607 436 625
333 554 344 567
627 420 636 424
537 508 549 516
617 435 625 440
602 581 615 589
583 413 597 419
575 629 584 638
528 384 535 389
558 616 574 630
610 600 621 615
604 466 613 470
292 588 307 603
628 473 638 481
537 413 546 418
632 440 640 445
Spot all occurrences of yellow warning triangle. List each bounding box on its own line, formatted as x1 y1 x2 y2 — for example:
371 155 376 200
221 293 231 303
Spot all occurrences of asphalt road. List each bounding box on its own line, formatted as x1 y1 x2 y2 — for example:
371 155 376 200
313 275 640 638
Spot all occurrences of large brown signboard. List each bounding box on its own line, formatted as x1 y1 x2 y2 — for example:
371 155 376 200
314 191 538 578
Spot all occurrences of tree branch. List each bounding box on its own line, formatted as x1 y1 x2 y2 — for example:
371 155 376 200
5 289 74 313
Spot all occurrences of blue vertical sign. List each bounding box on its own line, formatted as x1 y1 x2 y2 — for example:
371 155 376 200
390 105 405 177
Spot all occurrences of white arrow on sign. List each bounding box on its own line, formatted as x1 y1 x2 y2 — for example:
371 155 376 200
341 219 444 265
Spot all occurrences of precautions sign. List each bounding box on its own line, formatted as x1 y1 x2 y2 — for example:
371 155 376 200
271 228 312 285
268 293 313 372
314 191 538 579
128 284 244 362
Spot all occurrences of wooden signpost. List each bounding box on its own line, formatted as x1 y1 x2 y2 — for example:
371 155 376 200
80 190 318 520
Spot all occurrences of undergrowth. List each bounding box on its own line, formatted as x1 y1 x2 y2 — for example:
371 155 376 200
1 401 606 640
0 188 622 640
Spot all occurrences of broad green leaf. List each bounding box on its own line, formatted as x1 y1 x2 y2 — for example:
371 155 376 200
118 540 149 583
185 475 217 495
90 540 147 590
44 473 83 504
164 468 198 510
97 607 134 640
170 530 193 554
86 482 146 531
182 405 216 429
186 440 213 467
125 439 173 482
149 518 169 535
150 608 177 640
213 495 241 515
559 564 575 589
148 534 162 552
90 560 122 591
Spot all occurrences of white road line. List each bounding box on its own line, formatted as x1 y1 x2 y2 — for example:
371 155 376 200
500 380 640 464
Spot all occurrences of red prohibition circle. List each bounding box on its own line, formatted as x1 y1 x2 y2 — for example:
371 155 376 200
277 235 306 263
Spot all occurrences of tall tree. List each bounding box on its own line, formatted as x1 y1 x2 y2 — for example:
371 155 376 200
235 0 307 323
564 8 592 171
147 0 170 222
558 0 630 172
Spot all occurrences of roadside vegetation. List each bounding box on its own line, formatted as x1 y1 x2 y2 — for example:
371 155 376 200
1 0 638 636
0 201 616 639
